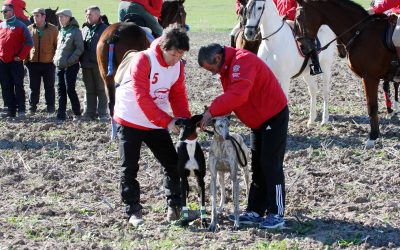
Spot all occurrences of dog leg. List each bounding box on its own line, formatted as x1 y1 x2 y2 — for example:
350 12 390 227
242 165 250 198
180 177 189 227
198 175 208 228
231 165 240 230
217 172 226 214
208 159 218 232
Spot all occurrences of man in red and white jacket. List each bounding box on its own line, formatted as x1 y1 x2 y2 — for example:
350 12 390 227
198 44 289 229
114 27 191 227
118 0 163 37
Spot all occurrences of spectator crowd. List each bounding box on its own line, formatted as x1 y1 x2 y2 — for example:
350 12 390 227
0 0 109 121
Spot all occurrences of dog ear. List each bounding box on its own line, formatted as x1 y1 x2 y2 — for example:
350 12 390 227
227 115 233 120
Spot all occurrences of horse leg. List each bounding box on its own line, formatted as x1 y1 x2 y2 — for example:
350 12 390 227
393 81 399 112
320 66 332 125
303 74 318 127
362 77 380 149
382 80 394 117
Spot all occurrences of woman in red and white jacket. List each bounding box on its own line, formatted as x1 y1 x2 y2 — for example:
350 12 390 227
114 27 191 227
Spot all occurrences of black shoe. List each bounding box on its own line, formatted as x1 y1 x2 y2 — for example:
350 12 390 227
56 113 66 120
1 111 16 118
310 63 323 75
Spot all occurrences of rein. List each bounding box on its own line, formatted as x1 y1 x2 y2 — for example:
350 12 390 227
261 16 287 41
317 15 375 53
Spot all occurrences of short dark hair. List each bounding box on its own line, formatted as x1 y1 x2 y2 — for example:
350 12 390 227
159 26 189 51
197 43 224 67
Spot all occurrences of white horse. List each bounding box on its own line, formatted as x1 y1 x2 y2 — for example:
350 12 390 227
243 0 336 126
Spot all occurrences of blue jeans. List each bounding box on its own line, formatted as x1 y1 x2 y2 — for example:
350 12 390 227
0 60 25 114
57 63 81 117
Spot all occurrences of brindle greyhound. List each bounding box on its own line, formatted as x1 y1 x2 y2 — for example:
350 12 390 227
207 116 250 232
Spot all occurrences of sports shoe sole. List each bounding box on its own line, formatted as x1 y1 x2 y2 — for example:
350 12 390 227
259 221 285 229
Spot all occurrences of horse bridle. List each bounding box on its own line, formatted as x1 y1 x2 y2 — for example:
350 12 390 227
244 0 265 31
244 0 287 41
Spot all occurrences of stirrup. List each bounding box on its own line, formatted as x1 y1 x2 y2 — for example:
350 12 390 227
310 63 323 75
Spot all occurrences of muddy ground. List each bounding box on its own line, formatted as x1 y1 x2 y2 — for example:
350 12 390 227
0 32 399 249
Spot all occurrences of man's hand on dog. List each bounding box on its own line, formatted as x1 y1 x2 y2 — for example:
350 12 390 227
200 109 212 131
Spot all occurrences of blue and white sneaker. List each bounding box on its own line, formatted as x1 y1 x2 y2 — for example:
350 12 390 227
259 214 285 229
228 211 263 225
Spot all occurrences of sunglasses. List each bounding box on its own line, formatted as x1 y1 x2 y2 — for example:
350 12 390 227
1 10 10 13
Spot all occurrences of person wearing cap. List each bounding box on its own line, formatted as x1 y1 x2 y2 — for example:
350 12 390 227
0 3 33 118
118 0 163 37
53 9 84 121
80 6 109 121
3 0 30 26
25 8 58 116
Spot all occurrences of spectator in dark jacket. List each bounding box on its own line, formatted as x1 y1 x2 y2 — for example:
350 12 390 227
53 9 84 121
80 6 109 121
0 3 33 118
25 8 58 115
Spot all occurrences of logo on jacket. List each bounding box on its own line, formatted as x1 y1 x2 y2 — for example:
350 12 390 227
153 88 170 101
233 64 240 72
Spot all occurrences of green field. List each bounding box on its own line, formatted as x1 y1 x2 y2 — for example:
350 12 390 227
25 0 372 32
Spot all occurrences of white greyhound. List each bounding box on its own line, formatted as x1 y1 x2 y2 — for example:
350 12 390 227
244 0 336 127
207 116 250 232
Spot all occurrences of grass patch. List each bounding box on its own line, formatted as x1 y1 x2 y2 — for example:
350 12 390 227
337 233 363 247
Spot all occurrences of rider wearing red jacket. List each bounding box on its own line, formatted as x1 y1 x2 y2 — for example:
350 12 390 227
368 0 400 80
199 44 288 229
118 0 163 37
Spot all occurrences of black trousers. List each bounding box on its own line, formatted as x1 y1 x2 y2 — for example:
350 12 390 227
117 124 181 216
247 106 289 216
57 63 81 116
27 62 56 112
0 60 25 114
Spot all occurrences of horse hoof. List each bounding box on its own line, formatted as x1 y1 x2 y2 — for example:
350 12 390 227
364 139 375 149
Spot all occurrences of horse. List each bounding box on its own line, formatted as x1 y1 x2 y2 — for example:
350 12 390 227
28 7 59 27
293 0 397 148
233 0 261 54
243 0 336 127
97 0 186 118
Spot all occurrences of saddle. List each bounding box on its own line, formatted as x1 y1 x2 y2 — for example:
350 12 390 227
383 14 397 53
114 50 139 85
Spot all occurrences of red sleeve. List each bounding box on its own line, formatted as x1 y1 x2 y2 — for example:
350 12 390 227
276 0 297 20
236 0 241 16
149 0 163 17
17 26 33 60
209 58 254 116
169 62 191 118
373 0 400 13
132 52 174 128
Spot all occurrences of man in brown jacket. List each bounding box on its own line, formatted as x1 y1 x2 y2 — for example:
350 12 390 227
26 8 58 115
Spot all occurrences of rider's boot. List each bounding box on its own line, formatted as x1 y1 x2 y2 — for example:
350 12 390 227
310 49 323 75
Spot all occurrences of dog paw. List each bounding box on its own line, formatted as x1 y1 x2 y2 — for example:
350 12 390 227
201 219 208 229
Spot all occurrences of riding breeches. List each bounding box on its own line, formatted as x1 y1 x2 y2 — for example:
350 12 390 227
230 21 241 36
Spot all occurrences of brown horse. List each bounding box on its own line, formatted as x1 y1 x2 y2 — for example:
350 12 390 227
96 0 186 116
234 0 261 54
294 0 397 148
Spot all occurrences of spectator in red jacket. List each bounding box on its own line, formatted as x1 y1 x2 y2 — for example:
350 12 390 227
118 0 163 37
113 27 191 227
198 44 289 229
0 3 33 118
4 0 30 26
368 0 400 80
